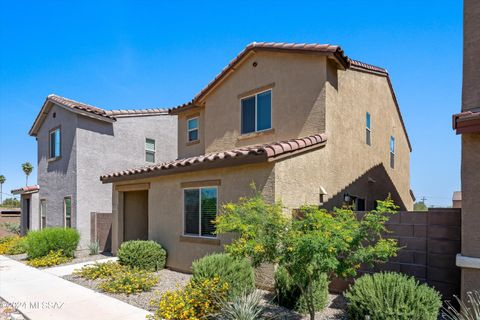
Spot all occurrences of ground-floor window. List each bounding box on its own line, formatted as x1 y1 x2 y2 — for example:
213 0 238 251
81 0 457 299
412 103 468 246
64 197 72 228
40 199 46 229
183 187 217 237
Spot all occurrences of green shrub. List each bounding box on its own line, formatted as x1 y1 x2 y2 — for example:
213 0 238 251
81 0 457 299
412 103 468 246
73 261 127 280
88 241 100 255
25 227 80 259
216 290 266 320
192 253 255 299
117 240 166 271
345 272 442 320
275 266 328 313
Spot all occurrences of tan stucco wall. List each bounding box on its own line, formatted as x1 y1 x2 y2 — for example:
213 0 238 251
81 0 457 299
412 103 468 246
325 65 412 210
461 133 480 257
112 162 275 272
178 51 328 157
462 0 480 111
178 108 206 159
276 62 412 211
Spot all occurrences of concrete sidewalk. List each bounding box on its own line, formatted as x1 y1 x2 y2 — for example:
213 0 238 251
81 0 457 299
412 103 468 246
0 256 151 320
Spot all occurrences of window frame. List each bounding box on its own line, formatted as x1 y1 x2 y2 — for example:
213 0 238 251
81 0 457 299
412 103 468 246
145 138 156 163
64 196 72 228
40 199 46 229
366 112 371 146
240 89 272 135
182 186 218 239
390 135 395 169
48 126 61 160
187 117 199 142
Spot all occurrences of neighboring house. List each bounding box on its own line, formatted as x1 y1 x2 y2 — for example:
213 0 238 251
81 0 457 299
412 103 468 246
453 0 480 299
28 95 178 248
101 42 413 272
11 185 39 235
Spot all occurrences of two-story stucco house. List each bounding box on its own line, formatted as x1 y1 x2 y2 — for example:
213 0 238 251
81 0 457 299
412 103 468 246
28 94 177 248
101 42 413 272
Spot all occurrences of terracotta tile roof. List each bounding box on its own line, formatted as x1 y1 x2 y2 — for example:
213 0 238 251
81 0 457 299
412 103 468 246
47 94 115 120
30 94 170 136
348 59 388 75
106 108 168 116
101 133 327 183
453 110 480 134
11 185 40 194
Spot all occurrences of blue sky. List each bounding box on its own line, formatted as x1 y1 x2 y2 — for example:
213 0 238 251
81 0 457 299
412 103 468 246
0 1 462 206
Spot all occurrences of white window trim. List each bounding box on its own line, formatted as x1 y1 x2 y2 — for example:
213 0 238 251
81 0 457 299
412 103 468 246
64 196 72 228
145 138 156 162
182 186 218 239
187 117 199 142
48 127 61 160
366 112 371 146
40 199 46 230
240 89 273 135
390 136 395 169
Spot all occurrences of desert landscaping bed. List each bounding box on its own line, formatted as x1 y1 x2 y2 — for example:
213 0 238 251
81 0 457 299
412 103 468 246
64 267 347 319
8 252 113 268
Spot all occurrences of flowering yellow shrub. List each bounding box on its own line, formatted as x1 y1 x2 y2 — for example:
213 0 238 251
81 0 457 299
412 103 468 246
73 261 127 280
26 250 72 267
98 269 158 295
149 277 229 320
0 236 26 255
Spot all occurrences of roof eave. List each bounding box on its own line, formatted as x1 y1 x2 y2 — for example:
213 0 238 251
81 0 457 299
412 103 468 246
29 98 116 136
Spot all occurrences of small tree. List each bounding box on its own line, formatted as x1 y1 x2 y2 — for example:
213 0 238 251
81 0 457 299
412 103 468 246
413 201 428 211
21 162 33 186
0 175 5 204
215 191 399 320
2 198 20 207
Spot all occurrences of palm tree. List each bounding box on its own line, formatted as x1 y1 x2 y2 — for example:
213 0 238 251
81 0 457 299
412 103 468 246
21 162 33 186
0 175 5 204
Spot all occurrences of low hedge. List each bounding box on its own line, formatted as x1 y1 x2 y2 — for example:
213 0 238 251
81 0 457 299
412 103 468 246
192 253 255 299
25 227 80 259
345 272 442 320
275 266 328 314
117 240 166 271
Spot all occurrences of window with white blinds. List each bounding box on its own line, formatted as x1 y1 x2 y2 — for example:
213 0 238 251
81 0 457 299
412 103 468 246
145 138 155 163
184 187 217 237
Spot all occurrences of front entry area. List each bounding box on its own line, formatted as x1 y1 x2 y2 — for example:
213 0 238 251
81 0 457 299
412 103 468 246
123 190 148 241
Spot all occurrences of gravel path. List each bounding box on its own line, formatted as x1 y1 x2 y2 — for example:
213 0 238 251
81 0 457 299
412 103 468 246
63 268 191 311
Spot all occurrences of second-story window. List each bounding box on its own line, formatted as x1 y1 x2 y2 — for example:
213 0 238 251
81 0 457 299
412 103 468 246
366 112 371 145
145 138 156 162
241 90 272 134
390 136 395 169
49 128 61 159
187 117 199 142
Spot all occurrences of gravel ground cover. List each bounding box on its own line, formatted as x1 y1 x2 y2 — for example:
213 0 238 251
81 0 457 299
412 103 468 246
64 267 347 319
0 298 26 320
64 268 192 311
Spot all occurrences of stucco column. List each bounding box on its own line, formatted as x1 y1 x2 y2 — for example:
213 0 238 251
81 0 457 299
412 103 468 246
456 0 480 300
